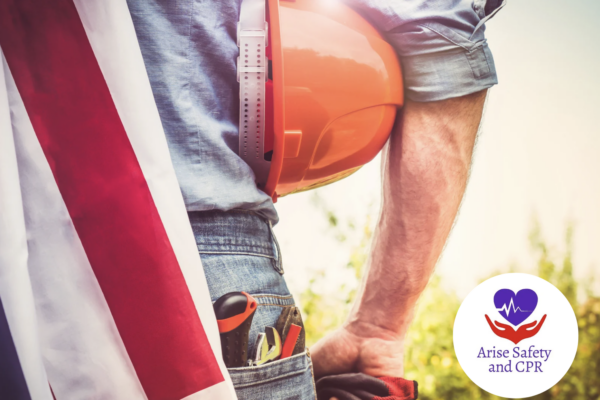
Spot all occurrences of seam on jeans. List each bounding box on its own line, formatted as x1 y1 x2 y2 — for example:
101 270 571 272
196 238 272 246
195 241 274 251
195 241 275 252
212 301 294 307
308 360 317 399
197 250 275 259
189 209 265 219
228 351 307 371
210 294 292 307
257 303 293 308
253 294 293 299
231 364 311 388
253 294 295 307
268 220 284 274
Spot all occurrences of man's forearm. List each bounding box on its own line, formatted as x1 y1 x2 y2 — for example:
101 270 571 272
348 90 487 336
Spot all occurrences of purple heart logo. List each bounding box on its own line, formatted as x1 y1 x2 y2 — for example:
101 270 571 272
494 289 538 326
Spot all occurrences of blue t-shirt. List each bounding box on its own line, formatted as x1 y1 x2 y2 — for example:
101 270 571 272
126 0 504 224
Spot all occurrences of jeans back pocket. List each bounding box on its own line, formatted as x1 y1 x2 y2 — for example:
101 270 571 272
227 351 316 400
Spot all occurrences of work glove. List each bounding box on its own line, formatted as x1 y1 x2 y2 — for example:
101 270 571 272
316 373 418 400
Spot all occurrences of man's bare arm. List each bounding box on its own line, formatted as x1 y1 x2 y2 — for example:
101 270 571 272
311 89 487 378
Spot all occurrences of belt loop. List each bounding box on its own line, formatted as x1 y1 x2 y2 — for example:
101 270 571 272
268 220 284 275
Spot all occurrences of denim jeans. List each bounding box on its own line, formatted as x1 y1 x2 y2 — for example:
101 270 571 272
189 211 317 400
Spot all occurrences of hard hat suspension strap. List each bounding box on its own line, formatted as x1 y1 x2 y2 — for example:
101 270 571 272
238 0 271 187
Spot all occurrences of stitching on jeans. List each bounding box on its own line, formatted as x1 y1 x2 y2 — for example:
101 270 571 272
196 238 272 246
253 294 293 299
196 243 274 251
197 250 275 259
308 360 317 399
228 351 307 371
257 303 292 308
197 245 271 250
231 364 311 388
212 302 293 307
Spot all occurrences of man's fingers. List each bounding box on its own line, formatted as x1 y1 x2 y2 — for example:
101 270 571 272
311 326 405 380
311 330 358 378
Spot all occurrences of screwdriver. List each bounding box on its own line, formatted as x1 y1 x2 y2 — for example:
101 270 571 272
213 291 257 368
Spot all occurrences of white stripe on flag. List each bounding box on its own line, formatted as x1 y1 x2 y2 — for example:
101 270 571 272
0 51 53 400
72 1 236 398
4 57 148 400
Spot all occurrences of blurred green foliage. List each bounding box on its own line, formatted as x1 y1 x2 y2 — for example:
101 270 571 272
302 202 600 399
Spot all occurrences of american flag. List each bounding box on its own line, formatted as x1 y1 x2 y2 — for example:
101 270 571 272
0 0 236 398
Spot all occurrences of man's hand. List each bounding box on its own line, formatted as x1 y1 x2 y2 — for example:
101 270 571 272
311 321 405 379
311 90 488 381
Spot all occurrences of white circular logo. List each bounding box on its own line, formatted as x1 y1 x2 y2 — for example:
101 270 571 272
453 273 578 398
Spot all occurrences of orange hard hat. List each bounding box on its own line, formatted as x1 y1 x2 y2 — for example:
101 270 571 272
238 0 403 201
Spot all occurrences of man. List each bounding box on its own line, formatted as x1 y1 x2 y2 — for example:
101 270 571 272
126 0 503 398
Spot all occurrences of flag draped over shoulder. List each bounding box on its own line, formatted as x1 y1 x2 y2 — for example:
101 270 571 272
0 0 236 399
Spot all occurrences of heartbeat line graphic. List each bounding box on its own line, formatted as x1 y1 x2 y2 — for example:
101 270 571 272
496 298 533 316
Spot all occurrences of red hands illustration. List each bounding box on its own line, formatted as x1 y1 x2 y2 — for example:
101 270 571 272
485 314 547 344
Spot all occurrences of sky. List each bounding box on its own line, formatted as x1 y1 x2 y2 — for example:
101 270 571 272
273 0 600 300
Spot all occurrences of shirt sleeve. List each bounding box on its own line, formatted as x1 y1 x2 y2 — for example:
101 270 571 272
345 0 506 102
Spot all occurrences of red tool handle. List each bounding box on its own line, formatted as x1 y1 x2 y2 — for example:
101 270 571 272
281 323 302 359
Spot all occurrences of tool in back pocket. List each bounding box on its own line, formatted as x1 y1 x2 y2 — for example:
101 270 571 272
213 291 257 368
276 306 305 358
253 326 282 366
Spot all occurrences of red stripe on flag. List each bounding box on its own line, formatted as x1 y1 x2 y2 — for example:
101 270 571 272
0 1 224 399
